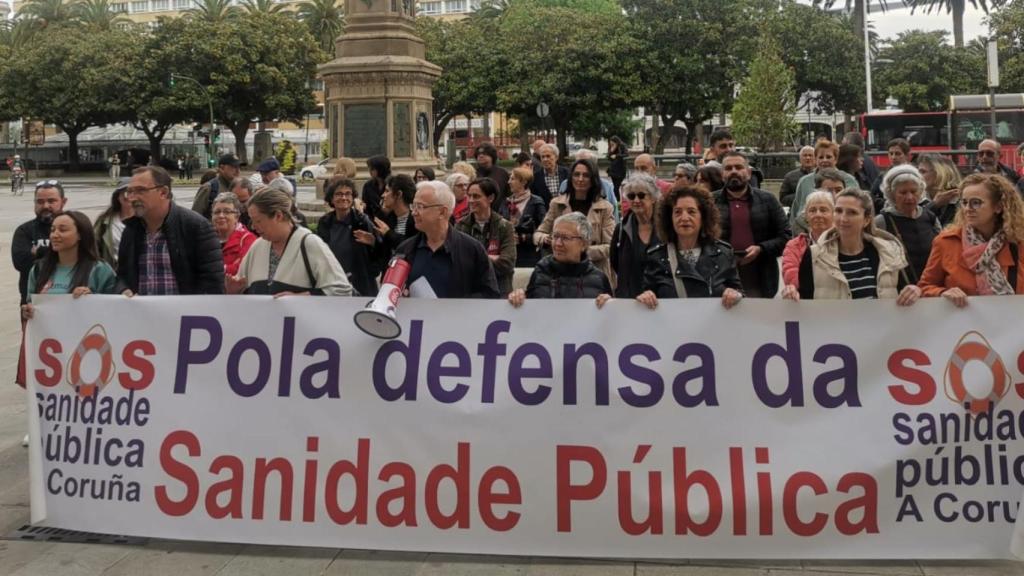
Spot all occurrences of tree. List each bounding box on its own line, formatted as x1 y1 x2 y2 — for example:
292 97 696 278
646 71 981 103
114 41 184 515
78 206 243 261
0 25 130 170
417 16 502 152
872 30 986 111
297 0 344 56
731 35 798 151
570 110 642 144
905 0 1006 48
73 0 133 30
0 19 37 52
187 0 239 23
624 0 759 153
241 0 287 13
988 0 1024 92
496 1 644 157
16 0 77 28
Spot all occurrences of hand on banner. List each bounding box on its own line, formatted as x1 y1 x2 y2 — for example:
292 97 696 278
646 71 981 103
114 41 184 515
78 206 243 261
896 285 921 307
507 288 526 308
595 293 612 309
20 303 33 320
781 284 800 301
225 274 247 294
635 290 658 309
121 289 135 298
942 287 968 308
71 286 92 298
721 288 743 309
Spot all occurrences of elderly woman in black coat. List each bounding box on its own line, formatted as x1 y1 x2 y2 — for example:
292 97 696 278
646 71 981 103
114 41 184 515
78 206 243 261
637 185 744 309
611 173 661 297
508 212 612 309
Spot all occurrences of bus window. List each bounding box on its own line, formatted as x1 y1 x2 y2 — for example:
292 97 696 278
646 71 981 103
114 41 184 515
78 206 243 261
863 113 947 150
954 110 1024 148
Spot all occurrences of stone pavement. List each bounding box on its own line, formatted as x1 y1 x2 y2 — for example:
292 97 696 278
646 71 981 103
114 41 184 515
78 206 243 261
0 177 1021 575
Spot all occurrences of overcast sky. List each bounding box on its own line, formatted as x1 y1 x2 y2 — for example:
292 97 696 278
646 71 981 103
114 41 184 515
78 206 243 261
841 2 989 43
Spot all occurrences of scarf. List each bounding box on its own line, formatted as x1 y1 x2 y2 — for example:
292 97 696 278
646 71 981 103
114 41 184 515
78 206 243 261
962 226 1014 296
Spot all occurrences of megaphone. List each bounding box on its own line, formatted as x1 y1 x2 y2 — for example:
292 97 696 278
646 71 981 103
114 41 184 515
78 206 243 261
354 256 410 339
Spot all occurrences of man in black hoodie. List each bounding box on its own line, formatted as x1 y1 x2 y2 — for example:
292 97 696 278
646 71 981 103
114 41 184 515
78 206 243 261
474 142 510 211
12 180 66 304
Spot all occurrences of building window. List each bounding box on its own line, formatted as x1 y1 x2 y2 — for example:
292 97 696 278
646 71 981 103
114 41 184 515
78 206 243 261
419 1 440 13
130 0 147 12
152 0 168 10
111 2 128 11
173 0 191 9
446 0 465 11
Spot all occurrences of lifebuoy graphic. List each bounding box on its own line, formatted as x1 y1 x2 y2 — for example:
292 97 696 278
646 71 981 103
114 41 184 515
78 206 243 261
66 324 116 397
943 331 1010 414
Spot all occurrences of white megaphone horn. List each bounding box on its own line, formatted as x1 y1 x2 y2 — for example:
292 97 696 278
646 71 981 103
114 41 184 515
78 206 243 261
354 256 410 339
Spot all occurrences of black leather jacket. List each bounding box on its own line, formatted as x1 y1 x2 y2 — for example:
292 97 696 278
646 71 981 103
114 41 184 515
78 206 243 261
642 240 743 298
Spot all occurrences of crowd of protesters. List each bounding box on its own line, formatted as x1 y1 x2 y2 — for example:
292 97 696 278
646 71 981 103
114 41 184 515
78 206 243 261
12 134 1024 400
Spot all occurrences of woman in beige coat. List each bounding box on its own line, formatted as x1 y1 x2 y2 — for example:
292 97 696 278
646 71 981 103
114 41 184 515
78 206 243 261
533 158 615 283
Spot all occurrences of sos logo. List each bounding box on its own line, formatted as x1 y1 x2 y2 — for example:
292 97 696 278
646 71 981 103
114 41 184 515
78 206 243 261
888 330 1022 413
35 324 155 397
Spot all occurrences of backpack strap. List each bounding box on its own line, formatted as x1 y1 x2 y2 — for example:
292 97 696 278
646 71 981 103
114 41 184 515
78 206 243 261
1009 242 1019 293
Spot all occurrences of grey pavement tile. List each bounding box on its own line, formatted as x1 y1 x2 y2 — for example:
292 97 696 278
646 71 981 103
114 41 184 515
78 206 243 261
525 557 634 576
801 560 923 575
213 545 339 576
693 560 802 570
918 560 1024 576
98 540 243 576
0 502 30 534
637 564 768 576
416 553 529 576
324 549 429 576
7 542 137 576
0 540 57 576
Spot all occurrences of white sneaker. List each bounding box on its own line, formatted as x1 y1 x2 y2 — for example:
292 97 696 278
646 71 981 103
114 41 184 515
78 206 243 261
21 434 29 447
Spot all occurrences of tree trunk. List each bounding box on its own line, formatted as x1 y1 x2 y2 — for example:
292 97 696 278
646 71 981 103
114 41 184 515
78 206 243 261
684 120 697 154
656 114 678 154
62 124 85 172
135 122 169 164
952 0 965 49
227 121 249 165
650 111 659 153
433 111 454 155
852 0 864 44
519 115 528 153
555 115 569 161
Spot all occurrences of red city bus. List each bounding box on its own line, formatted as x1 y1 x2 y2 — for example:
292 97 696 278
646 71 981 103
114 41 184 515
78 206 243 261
858 93 1024 169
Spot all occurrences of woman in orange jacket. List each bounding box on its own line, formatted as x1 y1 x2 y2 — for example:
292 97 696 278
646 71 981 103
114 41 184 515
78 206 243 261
918 173 1024 306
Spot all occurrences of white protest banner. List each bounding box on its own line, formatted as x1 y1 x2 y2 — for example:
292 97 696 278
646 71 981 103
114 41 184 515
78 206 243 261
24 295 1024 559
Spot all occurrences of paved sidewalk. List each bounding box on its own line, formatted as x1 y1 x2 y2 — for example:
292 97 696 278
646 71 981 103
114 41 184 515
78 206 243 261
0 183 1021 575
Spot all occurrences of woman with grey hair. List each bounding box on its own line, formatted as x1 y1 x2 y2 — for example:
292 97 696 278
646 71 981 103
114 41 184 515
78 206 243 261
211 191 257 277
445 171 471 222
874 164 940 283
611 173 661 297
508 211 612 308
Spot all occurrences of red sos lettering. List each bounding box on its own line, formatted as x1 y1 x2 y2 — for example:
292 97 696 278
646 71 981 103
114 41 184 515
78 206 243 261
35 333 156 392
887 346 1024 406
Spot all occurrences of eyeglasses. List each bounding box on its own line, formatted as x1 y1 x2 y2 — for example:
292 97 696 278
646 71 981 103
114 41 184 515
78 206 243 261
35 179 61 189
551 234 583 244
125 185 162 196
963 198 988 209
626 192 648 201
411 202 444 212
333 191 353 198
212 209 238 216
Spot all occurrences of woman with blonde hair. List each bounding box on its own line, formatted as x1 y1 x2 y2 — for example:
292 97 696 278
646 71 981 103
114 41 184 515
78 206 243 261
919 173 1024 306
916 153 961 226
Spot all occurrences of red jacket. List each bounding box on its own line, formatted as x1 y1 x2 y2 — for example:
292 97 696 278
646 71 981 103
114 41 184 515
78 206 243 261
222 223 257 277
919 227 1024 296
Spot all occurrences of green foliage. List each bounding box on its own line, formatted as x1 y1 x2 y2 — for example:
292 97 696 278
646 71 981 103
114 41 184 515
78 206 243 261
186 0 239 23
731 35 798 151
297 0 345 56
570 109 642 143
905 0 1006 47
989 0 1024 93
241 0 288 14
73 0 133 30
16 0 77 28
275 140 298 174
872 30 986 112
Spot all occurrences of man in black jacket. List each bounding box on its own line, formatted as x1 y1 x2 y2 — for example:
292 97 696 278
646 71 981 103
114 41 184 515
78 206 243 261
474 142 510 209
715 152 792 298
117 166 224 296
12 180 66 304
530 143 567 206
396 181 498 299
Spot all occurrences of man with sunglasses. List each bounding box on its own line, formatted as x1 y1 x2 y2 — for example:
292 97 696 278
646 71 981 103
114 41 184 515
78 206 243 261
12 180 67 305
974 139 1019 184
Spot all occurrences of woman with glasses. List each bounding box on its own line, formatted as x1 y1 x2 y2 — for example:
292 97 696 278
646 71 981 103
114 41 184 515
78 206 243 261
317 177 378 297
534 158 616 282
211 192 257 277
444 172 471 222
673 163 697 187
636 185 744 309
508 212 612 308
919 173 1024 305
611 174 661 298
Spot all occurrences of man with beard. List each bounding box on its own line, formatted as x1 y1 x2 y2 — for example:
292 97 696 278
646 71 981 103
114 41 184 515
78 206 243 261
12 180 66 305
117 166 224 296
714 152 791 298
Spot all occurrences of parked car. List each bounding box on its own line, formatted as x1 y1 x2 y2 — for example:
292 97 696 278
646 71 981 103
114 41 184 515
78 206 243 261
299 159 330 181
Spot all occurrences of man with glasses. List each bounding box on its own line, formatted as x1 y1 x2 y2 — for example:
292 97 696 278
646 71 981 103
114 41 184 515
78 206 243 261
12 180 66 305
673 163 698 188
117 166 224 296
395 180 498 299
974 139 1019 184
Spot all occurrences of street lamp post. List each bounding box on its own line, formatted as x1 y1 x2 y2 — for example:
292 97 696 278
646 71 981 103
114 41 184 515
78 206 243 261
863 0 873 112
987 38 1000 139
170 73 216 164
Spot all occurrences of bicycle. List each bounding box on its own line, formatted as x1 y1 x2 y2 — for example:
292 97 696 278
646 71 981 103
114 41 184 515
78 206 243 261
10 167 24 196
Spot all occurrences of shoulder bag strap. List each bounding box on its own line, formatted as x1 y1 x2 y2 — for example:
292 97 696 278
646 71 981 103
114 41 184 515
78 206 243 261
1009 243 1019 293
665 248 687 298
299 234 317 290
883 213 917 286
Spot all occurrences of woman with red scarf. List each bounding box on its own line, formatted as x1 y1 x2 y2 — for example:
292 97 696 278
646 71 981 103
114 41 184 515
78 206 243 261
919 173 1024 306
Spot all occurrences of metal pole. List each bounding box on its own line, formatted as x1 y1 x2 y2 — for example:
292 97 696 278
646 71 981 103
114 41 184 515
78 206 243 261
171 73 216 164
990 87 997 139
863 0 873 113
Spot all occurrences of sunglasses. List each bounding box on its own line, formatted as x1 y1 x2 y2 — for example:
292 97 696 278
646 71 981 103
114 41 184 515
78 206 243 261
35 179 61 189
626 192 648 201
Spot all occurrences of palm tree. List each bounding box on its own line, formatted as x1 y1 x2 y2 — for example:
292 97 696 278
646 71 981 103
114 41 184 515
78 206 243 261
472 0 511 20
297 0 344 55
241 0 286 14
73 0 133 30
0 19 36 51
187 0 239 23
16 0 77 28
904 0 1006 48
